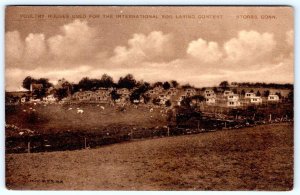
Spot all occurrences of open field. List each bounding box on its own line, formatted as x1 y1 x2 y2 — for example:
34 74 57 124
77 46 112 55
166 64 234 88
6 122 293 190
5 103 168 136
5 103 172 153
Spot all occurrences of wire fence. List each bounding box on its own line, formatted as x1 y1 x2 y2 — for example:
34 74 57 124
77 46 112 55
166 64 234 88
6 115 293 154
5 100 293 154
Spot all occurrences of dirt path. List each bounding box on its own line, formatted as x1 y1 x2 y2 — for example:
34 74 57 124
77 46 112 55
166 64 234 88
6 123 293 190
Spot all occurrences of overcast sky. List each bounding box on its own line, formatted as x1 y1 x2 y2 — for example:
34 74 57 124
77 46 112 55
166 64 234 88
5 6 294 91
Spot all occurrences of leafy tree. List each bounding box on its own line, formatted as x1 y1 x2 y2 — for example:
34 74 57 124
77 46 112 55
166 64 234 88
180 97 192 108
22 76 36 90
37 78 53 89
78 77 114 91
182 84 192 89
231 82 238 86
175 94 204 126
263 90 270 97
256 91 261 96
241 89 246 96
175 105 202 126
232 88 238 94
213 87 218 93
191 95 205 102
153 81 163 88
219 81 229 90
143 82 150 88
189 95 205 107
250 89 254 93
275 92 282 99
130 90 142 103
22 76 53 98
71 84 80 93
78 77 93 91
162 81 171 90
110 89 121 101
54 79 71 99
129 82 150 103
100 74 114 88
62 80 71 89
90 79 102 90
118 74 137 89
171 80 179 88
54 88 68 100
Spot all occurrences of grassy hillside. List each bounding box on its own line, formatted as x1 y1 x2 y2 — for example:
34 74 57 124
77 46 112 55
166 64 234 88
6 123 293 190
5 103 168 136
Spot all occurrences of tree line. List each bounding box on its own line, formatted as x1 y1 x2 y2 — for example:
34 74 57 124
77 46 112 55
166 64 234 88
22 75 293 102
22 74 180 101
23 74 180 91
230 82 293 89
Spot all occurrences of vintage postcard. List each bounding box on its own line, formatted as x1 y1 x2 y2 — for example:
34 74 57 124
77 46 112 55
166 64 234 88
5 6 294 190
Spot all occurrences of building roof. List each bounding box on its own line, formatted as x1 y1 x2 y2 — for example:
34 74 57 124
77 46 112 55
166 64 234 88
31 83 43 91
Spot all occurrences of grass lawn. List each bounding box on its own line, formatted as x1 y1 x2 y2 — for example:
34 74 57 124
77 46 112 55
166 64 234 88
6 122 293 190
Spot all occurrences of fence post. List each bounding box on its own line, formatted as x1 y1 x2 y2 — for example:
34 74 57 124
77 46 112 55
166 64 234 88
84 137 87 149
131 128 133 140
27 141 31 153
269 114 272 122
197 121 200 131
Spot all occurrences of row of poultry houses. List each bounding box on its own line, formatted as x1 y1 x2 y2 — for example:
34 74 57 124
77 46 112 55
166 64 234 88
71 86 175 104
70 86 179 105
144 87 281 107
203 89 280 107
71 88 131 103
69 86 281 107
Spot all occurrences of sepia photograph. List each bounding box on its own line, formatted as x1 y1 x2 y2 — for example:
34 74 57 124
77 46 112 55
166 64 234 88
5 6 294 190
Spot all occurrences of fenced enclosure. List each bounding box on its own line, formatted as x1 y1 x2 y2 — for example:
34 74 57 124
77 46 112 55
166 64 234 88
5 101 293 154
6 119 292 154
